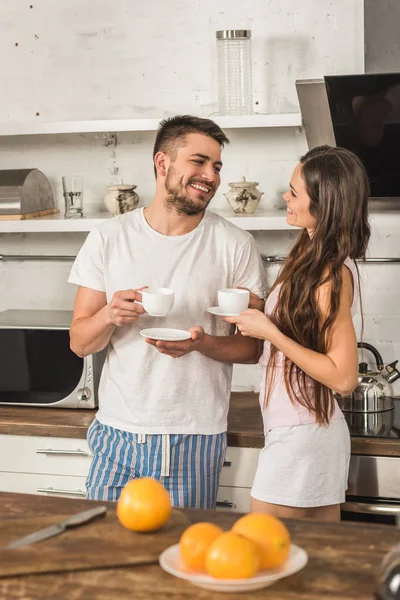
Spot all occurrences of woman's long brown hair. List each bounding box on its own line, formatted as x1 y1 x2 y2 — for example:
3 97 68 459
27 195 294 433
265 145 371 425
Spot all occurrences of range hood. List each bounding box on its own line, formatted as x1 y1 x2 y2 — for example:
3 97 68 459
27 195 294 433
296 73 400 210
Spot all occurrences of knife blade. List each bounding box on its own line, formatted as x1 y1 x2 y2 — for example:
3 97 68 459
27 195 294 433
4 505 107 550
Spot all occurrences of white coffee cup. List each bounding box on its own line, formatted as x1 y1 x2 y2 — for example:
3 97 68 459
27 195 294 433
141 288 174 317
218 288 250 315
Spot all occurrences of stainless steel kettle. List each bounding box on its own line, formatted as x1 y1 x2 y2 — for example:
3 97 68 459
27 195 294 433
337 343 400 413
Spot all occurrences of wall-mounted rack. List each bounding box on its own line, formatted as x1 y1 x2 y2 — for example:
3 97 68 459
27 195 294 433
260 256 400 264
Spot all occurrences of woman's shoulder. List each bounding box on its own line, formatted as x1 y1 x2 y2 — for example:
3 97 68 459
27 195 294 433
316 261 355 312
319 259 355 286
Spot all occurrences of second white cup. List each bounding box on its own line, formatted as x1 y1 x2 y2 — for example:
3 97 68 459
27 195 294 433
141 288 174 317
218 288 250 315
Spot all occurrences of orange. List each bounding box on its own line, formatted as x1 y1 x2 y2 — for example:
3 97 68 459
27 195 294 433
116 477 172 532
180 522 223 572
232 512 291 569
205 531 260 579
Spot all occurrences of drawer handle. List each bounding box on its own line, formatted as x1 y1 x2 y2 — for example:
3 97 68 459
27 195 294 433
36 448 89 456
216 500 234 508
342 501 400 516
37 487 86 497
223 460 232 467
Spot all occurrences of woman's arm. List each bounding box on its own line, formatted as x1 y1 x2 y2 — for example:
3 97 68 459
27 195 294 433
224 266 358 395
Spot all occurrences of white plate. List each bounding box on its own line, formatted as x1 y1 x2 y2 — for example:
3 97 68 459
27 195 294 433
207 306 240 317
140 328 191 342
159 543 308 593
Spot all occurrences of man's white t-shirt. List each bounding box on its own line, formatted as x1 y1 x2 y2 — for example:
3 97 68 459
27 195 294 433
69 207 267 435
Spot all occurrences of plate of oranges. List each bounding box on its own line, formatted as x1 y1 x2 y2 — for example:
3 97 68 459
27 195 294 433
159 514 308 593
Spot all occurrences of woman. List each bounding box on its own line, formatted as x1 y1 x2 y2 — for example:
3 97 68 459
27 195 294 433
225 145 370 522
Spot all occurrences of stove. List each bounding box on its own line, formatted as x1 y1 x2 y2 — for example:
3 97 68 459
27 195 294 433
341 399 400 525
344 399 400 439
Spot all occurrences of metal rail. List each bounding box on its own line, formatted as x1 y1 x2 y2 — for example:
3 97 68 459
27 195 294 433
0 254 399 264
261 256 400 264
0 255 76 261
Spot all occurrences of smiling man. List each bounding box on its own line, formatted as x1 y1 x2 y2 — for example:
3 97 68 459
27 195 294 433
69 115 267 507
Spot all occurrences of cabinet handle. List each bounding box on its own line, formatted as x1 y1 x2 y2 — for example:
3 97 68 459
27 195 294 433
216 500 234 508
223 460 232 467
36 448 89 456
37 487 86 497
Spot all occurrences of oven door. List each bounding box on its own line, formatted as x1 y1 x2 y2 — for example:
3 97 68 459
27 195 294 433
342 496 400 526
342 454 400 525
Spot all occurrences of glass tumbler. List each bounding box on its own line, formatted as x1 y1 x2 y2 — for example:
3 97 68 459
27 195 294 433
216 29 253 116
62 176 84 219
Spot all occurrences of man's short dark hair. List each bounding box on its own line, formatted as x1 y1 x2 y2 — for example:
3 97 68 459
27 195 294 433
152 115 230 177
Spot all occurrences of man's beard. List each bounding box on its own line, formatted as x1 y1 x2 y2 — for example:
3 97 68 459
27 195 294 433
164 167 215 216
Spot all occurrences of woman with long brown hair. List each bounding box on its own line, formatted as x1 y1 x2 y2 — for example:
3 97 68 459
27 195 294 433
224 145 370 522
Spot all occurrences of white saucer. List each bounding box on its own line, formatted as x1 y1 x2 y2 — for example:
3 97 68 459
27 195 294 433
159 543 308 593
207 306 240 317
140 328 191 342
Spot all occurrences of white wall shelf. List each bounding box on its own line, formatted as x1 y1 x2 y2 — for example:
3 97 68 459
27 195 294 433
0 209 295 233
0 209 397 234
0 114 302 137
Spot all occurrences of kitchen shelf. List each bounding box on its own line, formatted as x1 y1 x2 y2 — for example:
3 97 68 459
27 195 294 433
0 213 108 233
0 114 302 137
0 209 296 233
0 209 398 234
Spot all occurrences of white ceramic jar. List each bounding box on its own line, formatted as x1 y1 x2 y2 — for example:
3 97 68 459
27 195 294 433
224 177 263 214
104 184 139 216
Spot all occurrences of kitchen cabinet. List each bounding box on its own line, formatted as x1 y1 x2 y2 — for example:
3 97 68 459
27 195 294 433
217 446 260 512
0 472 87 498
0 434 92 499
0 433 260 508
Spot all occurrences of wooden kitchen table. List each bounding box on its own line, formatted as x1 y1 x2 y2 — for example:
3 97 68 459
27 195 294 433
0 492 399 599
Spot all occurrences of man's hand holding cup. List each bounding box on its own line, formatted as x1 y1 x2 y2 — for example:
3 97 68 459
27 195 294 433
107 287 147 326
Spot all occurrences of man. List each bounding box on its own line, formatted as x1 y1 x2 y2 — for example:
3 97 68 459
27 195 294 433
69 115 267 507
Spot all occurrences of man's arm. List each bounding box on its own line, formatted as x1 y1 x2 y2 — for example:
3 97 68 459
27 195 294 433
70 286 145 358
198 331 261 364
145 327 262 364
144 289 265 362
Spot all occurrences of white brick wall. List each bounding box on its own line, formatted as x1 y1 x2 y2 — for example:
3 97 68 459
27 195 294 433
1 0 399 396
0 0 363 121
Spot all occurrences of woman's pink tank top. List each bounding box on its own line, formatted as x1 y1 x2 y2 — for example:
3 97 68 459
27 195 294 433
258 258 359 433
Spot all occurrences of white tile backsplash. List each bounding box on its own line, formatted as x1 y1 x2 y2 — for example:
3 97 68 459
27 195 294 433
1 0 399 397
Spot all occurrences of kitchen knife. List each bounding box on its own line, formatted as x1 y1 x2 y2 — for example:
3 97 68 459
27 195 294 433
4 505 107 550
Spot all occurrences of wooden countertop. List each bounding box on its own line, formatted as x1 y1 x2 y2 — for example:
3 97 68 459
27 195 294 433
0 491 399 599
0 392 400 456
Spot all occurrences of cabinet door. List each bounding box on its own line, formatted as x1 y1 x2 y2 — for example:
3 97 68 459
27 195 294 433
216 485 251 513
0 434 92 476
219 447 260 488
0 472 88 499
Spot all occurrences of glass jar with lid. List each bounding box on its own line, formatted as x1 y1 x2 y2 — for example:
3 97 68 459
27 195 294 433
216 29 253 116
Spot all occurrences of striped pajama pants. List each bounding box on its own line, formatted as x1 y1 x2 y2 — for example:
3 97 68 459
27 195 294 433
86 418 227 509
